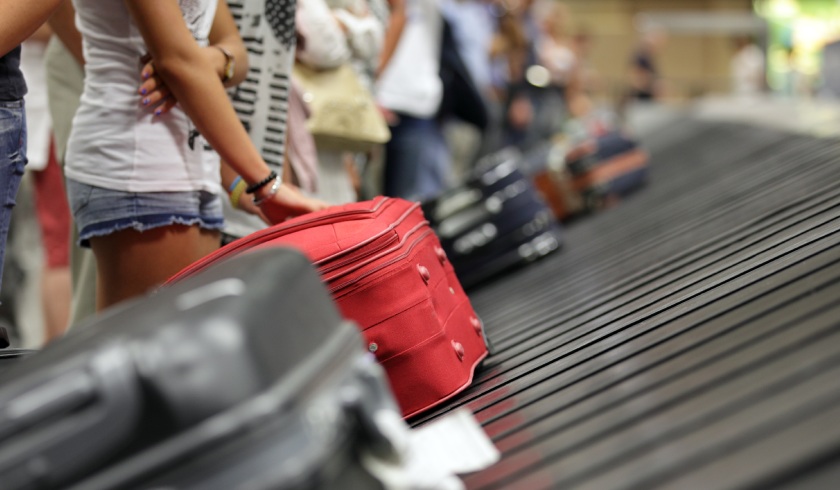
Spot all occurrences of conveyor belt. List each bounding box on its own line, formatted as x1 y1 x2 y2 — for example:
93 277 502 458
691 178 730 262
419 119 840 489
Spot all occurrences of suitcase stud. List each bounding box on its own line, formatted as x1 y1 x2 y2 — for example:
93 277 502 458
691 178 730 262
470 316 482 336
434 246 447 264
417 264 431 284
449 287 456 295
452 340 465 361
368 343 379 353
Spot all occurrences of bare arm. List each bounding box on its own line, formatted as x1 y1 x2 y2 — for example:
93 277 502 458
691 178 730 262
0 0 65 56
375 0 405 77
47 0 84 65
29 24 53 44
125 0 326 221
332 7 383 63
206 0 248 86
125 0 263 181
296 0 351 69
137 0 247 114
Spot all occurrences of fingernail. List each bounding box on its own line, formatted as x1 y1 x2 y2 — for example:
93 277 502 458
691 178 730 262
142 98 150 105
155 108 162 116
143 72 150 80
140 88 147 95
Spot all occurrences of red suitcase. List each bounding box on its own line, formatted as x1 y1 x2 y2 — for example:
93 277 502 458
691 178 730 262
168 197 489 418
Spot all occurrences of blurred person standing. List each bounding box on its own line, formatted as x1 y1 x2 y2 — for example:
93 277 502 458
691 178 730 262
0 0 67 299
536 1 575 92
377 0 449 200
820 38 840 99
296 0 385 205
490 0 542 150
216 0 326 242
571 30 599 95
731 36 765 98
628 28 667 102
45 3 96 327
568 29 598 117
439 0 495 176
21 24 73 342
779 46 813 98
531 0 581 137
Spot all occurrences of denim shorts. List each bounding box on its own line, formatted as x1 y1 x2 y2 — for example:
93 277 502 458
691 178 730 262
0 99 27 293
66 179 224 248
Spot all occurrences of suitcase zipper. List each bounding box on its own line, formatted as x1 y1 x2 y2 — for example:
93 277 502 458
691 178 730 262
310 202 423 268
318 232 399 274
169 197 397 282
327 228 435 295
321 221 428 285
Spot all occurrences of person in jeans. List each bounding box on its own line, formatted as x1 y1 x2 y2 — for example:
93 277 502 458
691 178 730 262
376 0 448 201
0 0 67 293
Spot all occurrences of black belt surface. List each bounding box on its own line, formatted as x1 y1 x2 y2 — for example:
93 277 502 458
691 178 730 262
416 119 840 490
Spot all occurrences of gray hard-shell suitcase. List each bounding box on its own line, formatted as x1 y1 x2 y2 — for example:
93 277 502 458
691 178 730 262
0 248 401 490
0 349 35 375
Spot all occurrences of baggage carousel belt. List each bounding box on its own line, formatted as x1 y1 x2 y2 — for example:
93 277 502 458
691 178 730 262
417 120 840 490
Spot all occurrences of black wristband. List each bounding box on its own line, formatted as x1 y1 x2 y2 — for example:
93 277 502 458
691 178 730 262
245 171 278 194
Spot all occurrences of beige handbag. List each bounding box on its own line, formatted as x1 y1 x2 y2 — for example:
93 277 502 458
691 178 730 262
292 62 391 152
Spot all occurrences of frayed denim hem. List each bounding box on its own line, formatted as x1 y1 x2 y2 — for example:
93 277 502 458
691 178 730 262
78 213 225 248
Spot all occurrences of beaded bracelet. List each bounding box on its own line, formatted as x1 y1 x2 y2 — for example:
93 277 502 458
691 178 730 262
253 177 281 206
229 179 248 209
246 171 278 194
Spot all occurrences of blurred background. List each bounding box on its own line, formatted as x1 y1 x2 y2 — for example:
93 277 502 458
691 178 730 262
10 0 840 348
560 0 840 105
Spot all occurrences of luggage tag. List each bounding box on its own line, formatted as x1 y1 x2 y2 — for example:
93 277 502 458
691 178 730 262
361 408 499 490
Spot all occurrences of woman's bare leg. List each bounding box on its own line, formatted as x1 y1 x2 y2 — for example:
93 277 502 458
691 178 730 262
90 224 220 311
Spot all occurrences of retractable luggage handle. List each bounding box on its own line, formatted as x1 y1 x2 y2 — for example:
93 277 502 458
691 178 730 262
68 323 404 490
436 179 538 240
340 355 405 462
0 345 143 487
0 349 34 360
432 156 523 223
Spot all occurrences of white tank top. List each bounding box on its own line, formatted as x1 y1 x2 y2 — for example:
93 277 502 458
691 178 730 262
66 0 219 193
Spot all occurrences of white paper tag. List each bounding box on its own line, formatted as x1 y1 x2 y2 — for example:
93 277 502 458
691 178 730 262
362 409 500 490
409 409 500 475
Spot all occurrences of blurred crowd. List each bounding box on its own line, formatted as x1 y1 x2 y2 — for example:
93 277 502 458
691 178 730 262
3 0 775 347
4 0 617 347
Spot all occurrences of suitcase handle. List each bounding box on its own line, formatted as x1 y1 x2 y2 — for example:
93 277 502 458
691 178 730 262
0 371 95 441
0 346 143 487
342 356 405 462
437 179 533 239
433 158 520 222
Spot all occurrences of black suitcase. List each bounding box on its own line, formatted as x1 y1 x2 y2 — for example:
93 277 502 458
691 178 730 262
423 149 563 288
0 248 401 490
